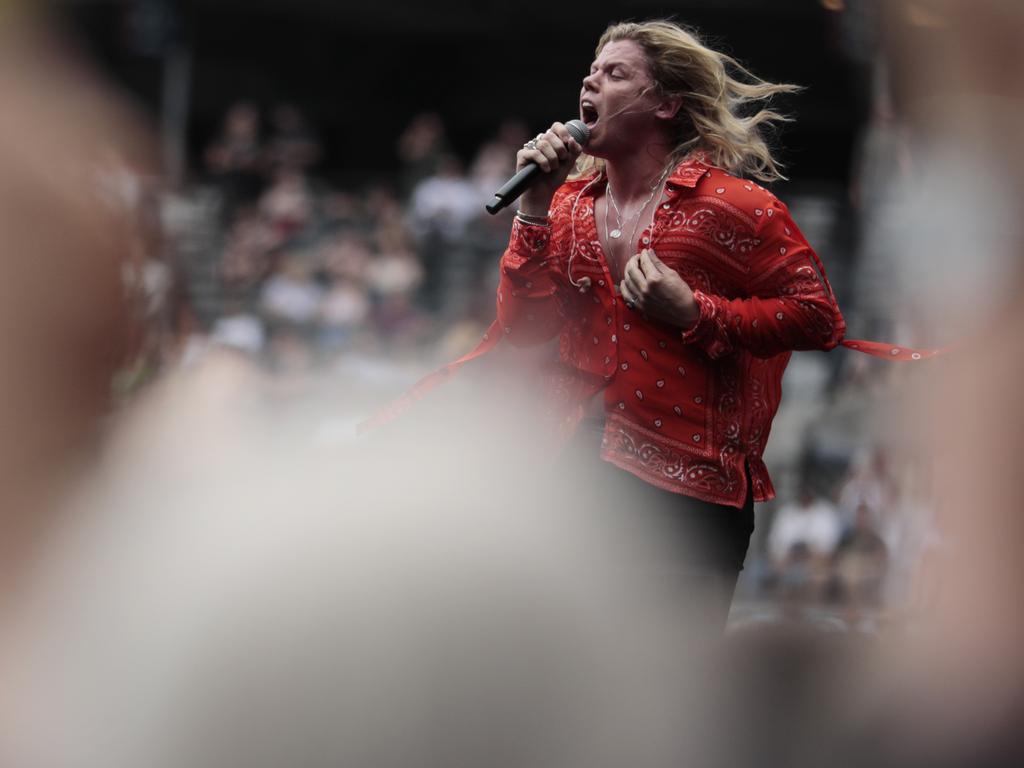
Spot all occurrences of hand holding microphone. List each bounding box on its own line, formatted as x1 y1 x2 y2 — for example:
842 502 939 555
485 119 590 216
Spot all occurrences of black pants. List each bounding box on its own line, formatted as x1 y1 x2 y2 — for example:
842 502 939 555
560 419 756 634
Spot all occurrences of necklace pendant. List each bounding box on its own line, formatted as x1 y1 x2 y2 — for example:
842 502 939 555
609 228 622 239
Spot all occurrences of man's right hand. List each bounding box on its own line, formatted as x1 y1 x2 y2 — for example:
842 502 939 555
515 122 584 217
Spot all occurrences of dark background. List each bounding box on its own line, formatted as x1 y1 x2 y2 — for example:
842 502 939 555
54 0 869 189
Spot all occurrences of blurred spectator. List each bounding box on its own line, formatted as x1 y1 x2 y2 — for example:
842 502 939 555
204 101 263 212
365 241 423 299
320 230 371 282
365 185 409 246
368 225 428 346
209 311 265 357
468 139 512 200
408 153 479 241
264 102 321 173
318 278 370 348
321 190 363 229
259 168 314 237
259 253 323 327
396 111 449 199
408 153 480 314
767 485 842 601
834 503 888 612
221 206 279 298
837 447 896 531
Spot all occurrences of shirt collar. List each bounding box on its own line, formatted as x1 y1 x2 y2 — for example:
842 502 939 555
569 153 711 196
665 154 711 188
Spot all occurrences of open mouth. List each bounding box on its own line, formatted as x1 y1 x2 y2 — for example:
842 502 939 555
580 102 599 128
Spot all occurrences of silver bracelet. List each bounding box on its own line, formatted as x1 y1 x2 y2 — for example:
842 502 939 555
515 210 551 226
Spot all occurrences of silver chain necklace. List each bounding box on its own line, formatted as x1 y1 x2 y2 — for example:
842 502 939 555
605 166 670 243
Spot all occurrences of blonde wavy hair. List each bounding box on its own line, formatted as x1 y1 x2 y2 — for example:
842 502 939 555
579 20 800 183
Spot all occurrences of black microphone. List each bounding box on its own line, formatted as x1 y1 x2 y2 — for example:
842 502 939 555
485 119 590 215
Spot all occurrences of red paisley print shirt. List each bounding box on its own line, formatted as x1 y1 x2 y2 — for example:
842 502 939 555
361 156 938 506
495 157 846 507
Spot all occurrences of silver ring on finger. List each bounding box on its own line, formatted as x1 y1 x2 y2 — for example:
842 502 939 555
523 139 538 150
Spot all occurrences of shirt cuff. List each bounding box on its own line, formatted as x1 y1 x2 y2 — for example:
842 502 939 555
680 291 733 358
504 217 552 267
679 290 716 344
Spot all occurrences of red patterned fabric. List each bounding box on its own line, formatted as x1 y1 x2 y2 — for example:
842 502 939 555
361 156 939 506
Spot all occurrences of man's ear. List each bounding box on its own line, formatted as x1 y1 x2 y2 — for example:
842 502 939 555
655 94 683 121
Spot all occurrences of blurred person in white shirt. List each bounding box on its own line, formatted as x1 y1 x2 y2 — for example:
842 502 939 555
408 153 480 241
259 253 324 326
767 485 842 600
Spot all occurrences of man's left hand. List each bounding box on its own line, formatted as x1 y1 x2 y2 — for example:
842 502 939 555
620 249 699 330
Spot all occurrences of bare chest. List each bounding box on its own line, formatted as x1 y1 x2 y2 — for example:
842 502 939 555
592 192 667 284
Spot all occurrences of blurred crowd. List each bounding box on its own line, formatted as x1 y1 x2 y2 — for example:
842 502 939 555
750 447 939 628
156 103 535 383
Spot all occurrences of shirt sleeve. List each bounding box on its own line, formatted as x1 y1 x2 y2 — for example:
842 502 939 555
680 197 846 359
495 200 570 347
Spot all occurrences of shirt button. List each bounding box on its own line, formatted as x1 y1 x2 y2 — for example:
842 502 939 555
642 237 650 244
662 203 670 209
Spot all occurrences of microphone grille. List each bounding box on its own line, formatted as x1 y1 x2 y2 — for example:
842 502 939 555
565 119 590 146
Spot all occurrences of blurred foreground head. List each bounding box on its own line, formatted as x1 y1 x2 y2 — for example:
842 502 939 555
0 362 704 768
865 2 1024 765
0 12 151 581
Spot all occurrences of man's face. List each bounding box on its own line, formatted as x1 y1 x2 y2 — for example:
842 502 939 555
579 40 659 156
